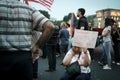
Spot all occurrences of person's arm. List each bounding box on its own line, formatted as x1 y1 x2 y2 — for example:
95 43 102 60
102 30 110 37
62 50 74 66
32 11 54 62
32 31 41 63
32 21 54 63
102 26 111 37
82 52 90 67
78 48 91 67
35 21 54 48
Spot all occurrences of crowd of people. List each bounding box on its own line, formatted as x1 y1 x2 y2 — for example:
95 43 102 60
0 0 120 80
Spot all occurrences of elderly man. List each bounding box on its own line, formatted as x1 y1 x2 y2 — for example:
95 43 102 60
59 22 69 55
0 0 54 80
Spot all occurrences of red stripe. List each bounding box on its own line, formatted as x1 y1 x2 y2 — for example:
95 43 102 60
36 0 51 8
44 0 53 4
27 0 54 9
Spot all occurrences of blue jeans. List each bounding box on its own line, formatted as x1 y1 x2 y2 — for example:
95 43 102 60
67 39 72 51
99 46 107 64
103 41 112 66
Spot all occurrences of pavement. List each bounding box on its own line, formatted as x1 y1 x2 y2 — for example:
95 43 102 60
34 45 120 80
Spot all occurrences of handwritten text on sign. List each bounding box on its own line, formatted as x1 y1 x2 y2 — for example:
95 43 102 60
72 29 98 48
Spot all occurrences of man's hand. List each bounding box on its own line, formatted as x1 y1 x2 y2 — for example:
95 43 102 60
32 45 40 63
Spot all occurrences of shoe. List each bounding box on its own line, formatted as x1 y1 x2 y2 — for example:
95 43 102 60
60 62 63 65
112 61 115 64
103 65 111 70
98 61 104 66
56 54 60 57
45 69 56 72
116 63 120 66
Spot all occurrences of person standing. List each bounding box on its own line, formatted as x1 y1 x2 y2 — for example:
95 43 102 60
45 26 59 72
88 23 95 60
32 31 42 79
111 24 120 65
76 8 88 30
60 46 91 80
102 18 112 70
0 0 54 80
59 22 69 55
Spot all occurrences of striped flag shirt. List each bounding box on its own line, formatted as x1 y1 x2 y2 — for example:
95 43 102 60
0 0 49 51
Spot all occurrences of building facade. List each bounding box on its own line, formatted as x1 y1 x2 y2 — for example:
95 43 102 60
93 8 120 28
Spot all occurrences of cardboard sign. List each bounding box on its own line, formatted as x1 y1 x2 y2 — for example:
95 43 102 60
72 29 98 48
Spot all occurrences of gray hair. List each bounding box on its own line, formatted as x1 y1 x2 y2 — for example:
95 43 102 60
61 22 66 27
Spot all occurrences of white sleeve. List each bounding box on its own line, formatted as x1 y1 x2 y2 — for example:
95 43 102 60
32 11 49 31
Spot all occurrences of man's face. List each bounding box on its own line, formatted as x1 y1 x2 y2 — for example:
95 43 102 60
77 11 79 17
77 10 81 17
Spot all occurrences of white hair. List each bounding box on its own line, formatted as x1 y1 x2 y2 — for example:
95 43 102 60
61 22 66 27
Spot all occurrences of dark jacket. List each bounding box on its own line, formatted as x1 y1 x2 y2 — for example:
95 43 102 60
46 28 59 45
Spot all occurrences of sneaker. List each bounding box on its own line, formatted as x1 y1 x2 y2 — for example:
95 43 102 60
116 63 120 66
56 54 60 57
103 65 111 70
112 61 115 64
98 61 104 66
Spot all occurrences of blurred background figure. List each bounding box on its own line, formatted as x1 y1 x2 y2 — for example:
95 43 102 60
45 26 59 72
99 18 112 70
111 24 120 65
88 23 95 60
66 22 72 51
59 22 69 56
76 8 88 30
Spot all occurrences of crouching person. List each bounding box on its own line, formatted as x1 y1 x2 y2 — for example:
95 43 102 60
60 46 91 80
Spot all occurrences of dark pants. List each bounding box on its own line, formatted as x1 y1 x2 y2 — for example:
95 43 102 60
60 44 68 55
56 43 60 53
88 48 94 60
33 59 38 78
75 73 91 80
0 51 33 80
42 45 47 58
113 44 120 63
46 45 56 70
60 72 91 80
